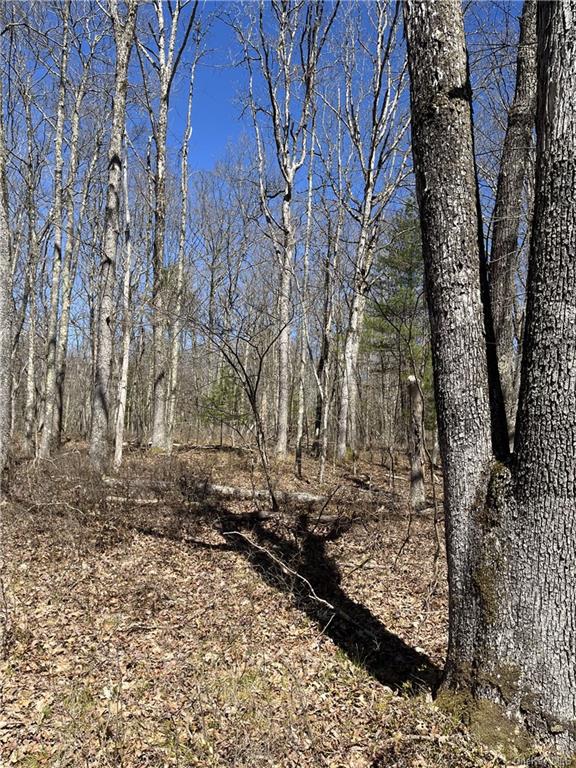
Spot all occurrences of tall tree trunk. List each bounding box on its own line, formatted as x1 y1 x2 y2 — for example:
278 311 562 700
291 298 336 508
405 0 501 700
0 75 12 496
150 91 169 451
295 129 315 477
148 0 198 451
53 75 91 448
23 295 36 457
489 0 537 442
38 4 70 459
167 65 195 448
112 148 132 471
275 192 294 456
89 0 138 472
406 0 576 754
336 218 373 460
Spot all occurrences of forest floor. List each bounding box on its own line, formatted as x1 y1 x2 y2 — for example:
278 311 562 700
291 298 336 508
0 445 540 767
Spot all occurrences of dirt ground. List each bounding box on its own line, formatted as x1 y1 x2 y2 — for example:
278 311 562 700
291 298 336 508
0 446 534 766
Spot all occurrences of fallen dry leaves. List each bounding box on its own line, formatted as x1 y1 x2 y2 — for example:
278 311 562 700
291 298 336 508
0 447 530 766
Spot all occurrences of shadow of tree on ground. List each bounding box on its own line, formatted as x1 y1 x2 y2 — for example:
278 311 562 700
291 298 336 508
197 504 441 693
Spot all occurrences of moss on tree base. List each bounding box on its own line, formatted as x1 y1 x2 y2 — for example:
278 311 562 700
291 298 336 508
436 689 533 760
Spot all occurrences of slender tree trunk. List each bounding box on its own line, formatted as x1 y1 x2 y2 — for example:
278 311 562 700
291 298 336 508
113 150 132 470
407 375 425 511
167 64 195 448
38 4 70 459
89 0 138 472
53 77 91 447
0 78 12 496
295 130 315 477
23 294 36 457
275 191 294 456
336 224 372 460
489 0 536 442
406 0 576 754
151 92 169 451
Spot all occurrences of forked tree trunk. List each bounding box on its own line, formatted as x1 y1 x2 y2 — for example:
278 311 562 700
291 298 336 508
89 0 138 472
149 0 198 452
489 0 536 442
407 375 425 511
406 0 576 755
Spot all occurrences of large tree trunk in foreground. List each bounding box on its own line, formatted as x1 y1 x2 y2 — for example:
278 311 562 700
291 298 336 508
486 2 576 751
406 0 576 756
489 0 536 442
89 0 138 472
405 0 497 687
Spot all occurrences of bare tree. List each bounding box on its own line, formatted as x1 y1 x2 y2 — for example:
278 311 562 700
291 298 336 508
320 0 407 460
112 142 133 471
38 2 70 458
137 0 199 452
89 0 138 471
238 0 338 456
167 59 197 447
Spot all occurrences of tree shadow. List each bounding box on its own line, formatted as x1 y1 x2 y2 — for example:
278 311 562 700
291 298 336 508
206 505 440 693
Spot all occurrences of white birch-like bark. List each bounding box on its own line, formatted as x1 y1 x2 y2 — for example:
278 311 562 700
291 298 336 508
167 63 196 446
112 146 133 470
294 125 315 477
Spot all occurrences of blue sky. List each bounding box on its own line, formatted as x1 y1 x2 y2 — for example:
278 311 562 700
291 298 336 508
167 10 248 171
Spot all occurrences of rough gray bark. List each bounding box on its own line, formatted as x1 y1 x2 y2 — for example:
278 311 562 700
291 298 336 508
489 0 536 441
405 0 495 681
89 0 138 472
485 2 576 750
406 375 425 511
406 0 576 755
